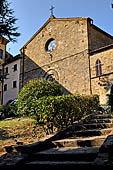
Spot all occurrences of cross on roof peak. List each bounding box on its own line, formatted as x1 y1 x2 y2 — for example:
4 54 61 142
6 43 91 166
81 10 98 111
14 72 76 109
50 5 55 16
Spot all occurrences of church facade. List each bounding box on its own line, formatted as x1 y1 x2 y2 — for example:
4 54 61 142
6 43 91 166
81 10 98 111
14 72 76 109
20 15 113 105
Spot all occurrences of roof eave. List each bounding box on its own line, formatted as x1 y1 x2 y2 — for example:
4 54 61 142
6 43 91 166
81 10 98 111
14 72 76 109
20 15 56 52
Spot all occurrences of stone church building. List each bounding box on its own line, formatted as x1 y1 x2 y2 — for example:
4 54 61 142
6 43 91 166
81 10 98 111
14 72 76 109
19 15 113 105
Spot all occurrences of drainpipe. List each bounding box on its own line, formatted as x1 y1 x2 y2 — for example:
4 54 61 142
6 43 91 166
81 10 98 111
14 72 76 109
22 47 25 88
1 64 4 105
87 18 92 95
88 54 92 95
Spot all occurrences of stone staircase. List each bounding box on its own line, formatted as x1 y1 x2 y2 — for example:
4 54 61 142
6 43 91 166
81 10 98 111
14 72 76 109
2 111 113 168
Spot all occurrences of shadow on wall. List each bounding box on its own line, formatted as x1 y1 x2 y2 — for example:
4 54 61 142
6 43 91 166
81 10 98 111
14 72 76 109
97 76 113 92
19 55 72 95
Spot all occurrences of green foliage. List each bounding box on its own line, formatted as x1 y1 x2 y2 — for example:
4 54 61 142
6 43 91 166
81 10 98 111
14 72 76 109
30 94 99 133
17 79 63 117
0 101 18 120
0 0 20 42
0 105 6 120
17 78 99 134
107 93 113 111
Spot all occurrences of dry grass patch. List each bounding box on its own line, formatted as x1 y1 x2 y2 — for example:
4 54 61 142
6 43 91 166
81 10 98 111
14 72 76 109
0 117 47 156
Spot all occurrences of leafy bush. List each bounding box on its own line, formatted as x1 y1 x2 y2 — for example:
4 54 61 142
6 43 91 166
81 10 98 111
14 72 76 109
0 105 6 120
108 93 113 111
0 100 18 120
17 79 63 117
17 78 99 134
31 94 99 133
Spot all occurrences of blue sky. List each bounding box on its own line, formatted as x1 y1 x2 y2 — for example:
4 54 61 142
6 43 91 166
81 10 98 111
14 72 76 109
7 0 113 56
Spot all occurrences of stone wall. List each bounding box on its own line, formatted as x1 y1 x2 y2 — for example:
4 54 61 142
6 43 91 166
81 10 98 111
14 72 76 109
24 17 89 66
20 17 91 95
20 16 113 103
90 47 113 104
21 50 90 95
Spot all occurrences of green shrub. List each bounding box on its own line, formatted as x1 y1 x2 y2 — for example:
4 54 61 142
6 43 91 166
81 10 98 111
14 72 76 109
108 93 113 111
17 79 63 117
33 94 99 133
17 78 99 134
0 105 6 120
0 100 18 120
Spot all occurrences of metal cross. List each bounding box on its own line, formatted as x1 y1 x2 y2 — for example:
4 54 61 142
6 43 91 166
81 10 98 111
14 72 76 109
50 6 55 15
111 0 113 8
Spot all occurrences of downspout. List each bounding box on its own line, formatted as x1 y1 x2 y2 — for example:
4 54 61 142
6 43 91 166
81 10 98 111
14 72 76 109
1 45 6 105
88 54 92 95
87 18 93 95
22 47 25 88
1 64 4 105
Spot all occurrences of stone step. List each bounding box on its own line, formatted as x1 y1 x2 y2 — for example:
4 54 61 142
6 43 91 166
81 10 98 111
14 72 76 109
25 160 95 168
83 118 113 124
82 123 113 130
88 114 113 120
73 128 113 137
24 147 99 164
53 136 106 148
72 123 113 132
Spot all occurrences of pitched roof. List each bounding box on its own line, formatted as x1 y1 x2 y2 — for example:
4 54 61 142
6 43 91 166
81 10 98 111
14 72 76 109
4 53 22 65
89 44 113 55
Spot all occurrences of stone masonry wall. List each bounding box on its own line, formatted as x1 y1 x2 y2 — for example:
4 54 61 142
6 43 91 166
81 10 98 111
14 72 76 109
25 18 89 67
20 16 113 101
21 17 91 95
90 48 113 104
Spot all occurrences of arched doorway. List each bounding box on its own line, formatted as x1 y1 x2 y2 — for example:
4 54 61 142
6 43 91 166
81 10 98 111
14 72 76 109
43 69 59 82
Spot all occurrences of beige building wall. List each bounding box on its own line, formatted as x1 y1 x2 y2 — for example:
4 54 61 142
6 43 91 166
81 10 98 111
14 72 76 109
3 58 21 104
20 17 91 95
20 16 113 105
0 36 9 104
90 46 113 105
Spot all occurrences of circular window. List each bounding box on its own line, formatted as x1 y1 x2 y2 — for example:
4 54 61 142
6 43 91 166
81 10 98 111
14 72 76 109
45 38 56 52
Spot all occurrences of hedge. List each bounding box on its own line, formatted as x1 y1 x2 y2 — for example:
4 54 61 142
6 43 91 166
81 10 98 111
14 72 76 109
31 94 99 133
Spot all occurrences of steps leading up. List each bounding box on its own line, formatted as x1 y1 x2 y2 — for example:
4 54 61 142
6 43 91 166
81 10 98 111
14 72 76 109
74 128 113 137
24 147 99 168
80 123 113 129
25 161 95 168
53 136 106 147
7 112 113 168
26 147 99 162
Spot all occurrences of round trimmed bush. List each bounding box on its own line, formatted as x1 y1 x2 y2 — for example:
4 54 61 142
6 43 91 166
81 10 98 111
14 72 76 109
17 79 63 117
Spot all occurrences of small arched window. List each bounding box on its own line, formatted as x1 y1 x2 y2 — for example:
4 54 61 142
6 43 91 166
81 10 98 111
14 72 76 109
96 59 102 77
0 49 3 59
45 38 56 53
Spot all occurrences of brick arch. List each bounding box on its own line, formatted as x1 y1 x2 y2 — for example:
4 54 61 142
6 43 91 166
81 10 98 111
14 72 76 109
43 69 59 82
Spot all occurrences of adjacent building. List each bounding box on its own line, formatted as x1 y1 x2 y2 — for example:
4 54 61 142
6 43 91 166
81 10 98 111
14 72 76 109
3 54 21 104
0 36 9 104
